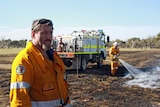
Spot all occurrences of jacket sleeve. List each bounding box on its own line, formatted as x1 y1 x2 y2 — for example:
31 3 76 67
109 47 114 60
10 55 33 107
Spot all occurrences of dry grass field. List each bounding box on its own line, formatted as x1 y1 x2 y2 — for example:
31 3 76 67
0 48 23 107
0 48 160 107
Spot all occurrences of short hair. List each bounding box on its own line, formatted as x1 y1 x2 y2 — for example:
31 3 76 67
31 18 53 31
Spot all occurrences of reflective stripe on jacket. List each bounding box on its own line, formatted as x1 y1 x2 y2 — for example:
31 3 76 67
10 41 70 107
31 100 71 107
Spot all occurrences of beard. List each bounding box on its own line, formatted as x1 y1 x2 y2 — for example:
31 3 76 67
41 42 51 51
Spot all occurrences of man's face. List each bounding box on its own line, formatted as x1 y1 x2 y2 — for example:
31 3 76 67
32 25 53 51
114 45 118 48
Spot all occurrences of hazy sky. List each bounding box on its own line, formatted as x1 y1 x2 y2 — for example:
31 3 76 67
0 0 160 41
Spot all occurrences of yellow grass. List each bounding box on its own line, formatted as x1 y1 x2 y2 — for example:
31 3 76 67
0 48 24 70
0 47 159 55
120 48 160 51
0 64 11 70
0 48 24 55
106 48 160 52
0 56 15 70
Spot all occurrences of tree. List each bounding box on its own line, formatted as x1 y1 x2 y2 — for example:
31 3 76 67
156 32 160 41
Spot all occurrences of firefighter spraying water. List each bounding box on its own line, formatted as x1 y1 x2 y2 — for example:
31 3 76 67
109 42 120 76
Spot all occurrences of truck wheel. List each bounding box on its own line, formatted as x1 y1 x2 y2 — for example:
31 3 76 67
97 54 103 67
80 58 87 71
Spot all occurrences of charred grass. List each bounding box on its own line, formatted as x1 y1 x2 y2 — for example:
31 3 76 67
0 48 160 107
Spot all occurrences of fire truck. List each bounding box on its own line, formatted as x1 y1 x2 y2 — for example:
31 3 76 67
52 29 107 71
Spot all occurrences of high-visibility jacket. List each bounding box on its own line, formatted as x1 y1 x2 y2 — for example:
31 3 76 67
109 46 120 75
10 41 71 107
109 46 119 60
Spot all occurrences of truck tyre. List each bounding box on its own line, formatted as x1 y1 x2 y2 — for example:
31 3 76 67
97 54 103 67
80 57 87 71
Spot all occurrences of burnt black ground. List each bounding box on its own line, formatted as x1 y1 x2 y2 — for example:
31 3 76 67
0 50 160 107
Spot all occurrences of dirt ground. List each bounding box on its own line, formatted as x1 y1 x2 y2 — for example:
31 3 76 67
0 49 160 107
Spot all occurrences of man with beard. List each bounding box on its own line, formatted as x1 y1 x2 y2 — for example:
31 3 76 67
10 18 71 107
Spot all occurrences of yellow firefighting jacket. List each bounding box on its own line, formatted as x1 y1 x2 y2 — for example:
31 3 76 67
109 46 119 60
10 41 70 107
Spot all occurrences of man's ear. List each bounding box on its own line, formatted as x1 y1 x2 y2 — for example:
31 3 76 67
31 31 35 38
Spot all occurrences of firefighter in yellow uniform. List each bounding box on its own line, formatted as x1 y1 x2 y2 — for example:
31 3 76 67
109 42 120 76
10 18 71 107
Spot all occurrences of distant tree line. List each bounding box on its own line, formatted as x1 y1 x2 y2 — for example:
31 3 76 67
0 39 27 48
0 32 160 49
106 32 160 49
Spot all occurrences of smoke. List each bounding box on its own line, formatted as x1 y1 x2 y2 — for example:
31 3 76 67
124 67 160 89
120 59 160 89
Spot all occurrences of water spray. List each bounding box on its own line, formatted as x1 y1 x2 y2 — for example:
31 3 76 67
119 59 143 77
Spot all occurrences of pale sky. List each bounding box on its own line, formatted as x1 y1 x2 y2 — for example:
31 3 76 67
0 0 160 41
